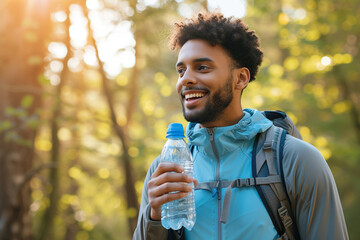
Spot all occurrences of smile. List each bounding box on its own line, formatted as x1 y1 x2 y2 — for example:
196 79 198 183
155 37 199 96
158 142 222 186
185 92 206 100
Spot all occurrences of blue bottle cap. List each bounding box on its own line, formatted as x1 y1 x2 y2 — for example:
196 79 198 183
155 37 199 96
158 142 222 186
166 123 185 138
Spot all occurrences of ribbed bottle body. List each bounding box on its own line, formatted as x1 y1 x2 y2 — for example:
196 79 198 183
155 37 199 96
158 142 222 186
160 138 196 231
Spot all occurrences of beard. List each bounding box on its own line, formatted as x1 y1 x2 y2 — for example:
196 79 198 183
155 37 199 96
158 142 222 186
181 73 234 124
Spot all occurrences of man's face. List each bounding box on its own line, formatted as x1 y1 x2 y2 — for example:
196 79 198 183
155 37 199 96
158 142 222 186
175 39 236 126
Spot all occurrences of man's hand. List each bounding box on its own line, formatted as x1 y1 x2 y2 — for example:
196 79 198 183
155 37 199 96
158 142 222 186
148 162 197 220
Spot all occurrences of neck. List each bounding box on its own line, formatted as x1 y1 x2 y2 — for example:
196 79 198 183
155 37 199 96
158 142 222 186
200 107 245 128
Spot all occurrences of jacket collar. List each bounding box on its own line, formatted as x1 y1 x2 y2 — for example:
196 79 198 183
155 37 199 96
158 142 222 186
186 109 273 155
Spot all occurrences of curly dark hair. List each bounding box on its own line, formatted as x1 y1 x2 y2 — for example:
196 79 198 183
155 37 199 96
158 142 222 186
169 12 263 81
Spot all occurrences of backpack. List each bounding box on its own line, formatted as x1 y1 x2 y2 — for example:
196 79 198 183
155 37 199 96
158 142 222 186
193 110 302 240
254 111 301 240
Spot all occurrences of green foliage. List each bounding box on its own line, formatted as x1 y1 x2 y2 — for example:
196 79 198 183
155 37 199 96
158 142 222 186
1 104 39 147
21 95 34 108
0 120 13 132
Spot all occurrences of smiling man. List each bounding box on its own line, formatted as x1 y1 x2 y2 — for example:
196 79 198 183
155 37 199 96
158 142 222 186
176 39 244 127
133 12 348 240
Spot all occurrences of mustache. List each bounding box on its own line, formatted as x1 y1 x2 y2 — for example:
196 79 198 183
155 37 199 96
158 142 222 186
180 86 209 95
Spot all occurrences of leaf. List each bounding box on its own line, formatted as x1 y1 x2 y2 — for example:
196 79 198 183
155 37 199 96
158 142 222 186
5 107 15 116
0 120 13 132
21 95 34 108
38 74 50 85
26 115 40 129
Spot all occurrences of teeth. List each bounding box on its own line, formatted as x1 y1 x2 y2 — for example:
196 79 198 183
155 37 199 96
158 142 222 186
185 93 205 100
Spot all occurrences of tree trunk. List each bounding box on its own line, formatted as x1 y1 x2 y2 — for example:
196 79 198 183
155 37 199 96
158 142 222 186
82 2 139 236
333 66 360 145
38 5 71 240
0 1 51 239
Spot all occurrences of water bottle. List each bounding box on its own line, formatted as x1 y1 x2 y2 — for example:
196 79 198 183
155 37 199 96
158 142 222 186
160 123 196 231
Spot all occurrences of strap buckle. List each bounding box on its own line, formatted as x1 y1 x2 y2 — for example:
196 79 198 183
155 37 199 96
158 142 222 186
278 206 293 229
233 178 253 188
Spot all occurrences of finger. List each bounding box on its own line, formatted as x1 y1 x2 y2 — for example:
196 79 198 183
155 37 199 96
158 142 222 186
151 162 184 178
149 191 190 209
150 182 192 198
148 182 192 203
149 172 193 189
193 178 198 187
148 182 192 209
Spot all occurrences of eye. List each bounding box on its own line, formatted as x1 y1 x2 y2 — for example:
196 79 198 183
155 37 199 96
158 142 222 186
198 65 209 71
177 68 186 76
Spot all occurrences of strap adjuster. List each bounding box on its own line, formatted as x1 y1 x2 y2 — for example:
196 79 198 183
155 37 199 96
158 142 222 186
233 178 253 188
263 141 273 150
278 206 293 228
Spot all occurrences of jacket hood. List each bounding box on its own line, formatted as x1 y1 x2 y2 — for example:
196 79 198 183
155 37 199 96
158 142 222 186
186 108 273 155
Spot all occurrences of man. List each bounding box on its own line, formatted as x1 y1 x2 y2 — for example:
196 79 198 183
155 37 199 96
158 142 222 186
133 12 348 240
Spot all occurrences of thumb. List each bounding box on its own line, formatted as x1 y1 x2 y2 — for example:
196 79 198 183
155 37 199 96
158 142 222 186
193 178 198 187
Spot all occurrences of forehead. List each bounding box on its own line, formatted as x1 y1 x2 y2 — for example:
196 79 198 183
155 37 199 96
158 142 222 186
177 39 231 65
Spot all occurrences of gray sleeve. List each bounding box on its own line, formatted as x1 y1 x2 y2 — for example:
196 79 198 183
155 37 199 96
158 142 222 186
132 157 169 240
282 136 348 240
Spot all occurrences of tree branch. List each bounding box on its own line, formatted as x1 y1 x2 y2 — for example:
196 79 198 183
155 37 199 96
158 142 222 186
334 66 360 145
83 2 139 235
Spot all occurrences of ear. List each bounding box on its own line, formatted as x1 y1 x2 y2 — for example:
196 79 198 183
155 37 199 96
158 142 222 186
234 67 250 91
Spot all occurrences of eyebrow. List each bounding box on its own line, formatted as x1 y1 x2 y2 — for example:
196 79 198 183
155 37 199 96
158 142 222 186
176 57 214 67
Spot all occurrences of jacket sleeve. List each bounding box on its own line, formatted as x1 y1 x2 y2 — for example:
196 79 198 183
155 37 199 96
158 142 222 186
282 136 348 240
132 157 169 240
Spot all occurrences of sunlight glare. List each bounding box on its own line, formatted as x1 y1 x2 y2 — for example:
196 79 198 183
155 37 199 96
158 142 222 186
136 3 146 12
68 57 83 72
208 0 247 18
84 46 98 67
107 31 135 50
316 62 325 71
98 41 113 62
48 42 68 59
282 4 307 21
119 50 136 68
104 62 122 78
51 11 67 22
294 8 307 20
50 60 63 73
321 56 331 66
178 2 202 18
86 0 103 10
143 0 160 8
69 4 88 48
49 74 61 86
69 25 88 49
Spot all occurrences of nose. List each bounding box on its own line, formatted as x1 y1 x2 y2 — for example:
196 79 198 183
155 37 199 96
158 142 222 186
178 68 197 87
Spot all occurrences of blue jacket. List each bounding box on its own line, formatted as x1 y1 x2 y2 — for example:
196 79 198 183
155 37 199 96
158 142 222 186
185 108 277 240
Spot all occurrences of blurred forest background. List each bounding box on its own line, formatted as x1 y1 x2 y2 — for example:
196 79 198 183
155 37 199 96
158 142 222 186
0 0 359 239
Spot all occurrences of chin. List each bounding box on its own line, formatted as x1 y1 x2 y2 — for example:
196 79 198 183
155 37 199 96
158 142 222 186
183 112 205 124
183 112 198 123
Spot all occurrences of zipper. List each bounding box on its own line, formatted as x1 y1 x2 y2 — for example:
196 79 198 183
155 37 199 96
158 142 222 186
207 128 222 240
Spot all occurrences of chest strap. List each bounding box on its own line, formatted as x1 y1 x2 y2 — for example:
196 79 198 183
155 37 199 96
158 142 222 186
194 175 282 223
220 175 282 223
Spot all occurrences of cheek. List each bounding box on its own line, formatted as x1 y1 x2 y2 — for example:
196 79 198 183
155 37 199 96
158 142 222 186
176 79 182 94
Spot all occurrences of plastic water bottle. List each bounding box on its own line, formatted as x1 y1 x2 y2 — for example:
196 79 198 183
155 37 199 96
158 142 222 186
160 123 196 231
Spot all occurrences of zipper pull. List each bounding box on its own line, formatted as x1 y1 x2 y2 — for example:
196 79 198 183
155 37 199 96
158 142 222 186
211 181 220 198
216 181 221 200
207 128 215 141
212 188 218 198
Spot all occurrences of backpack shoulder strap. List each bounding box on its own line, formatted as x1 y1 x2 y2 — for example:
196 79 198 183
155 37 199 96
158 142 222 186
253 125 300 240
168 228 185 240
